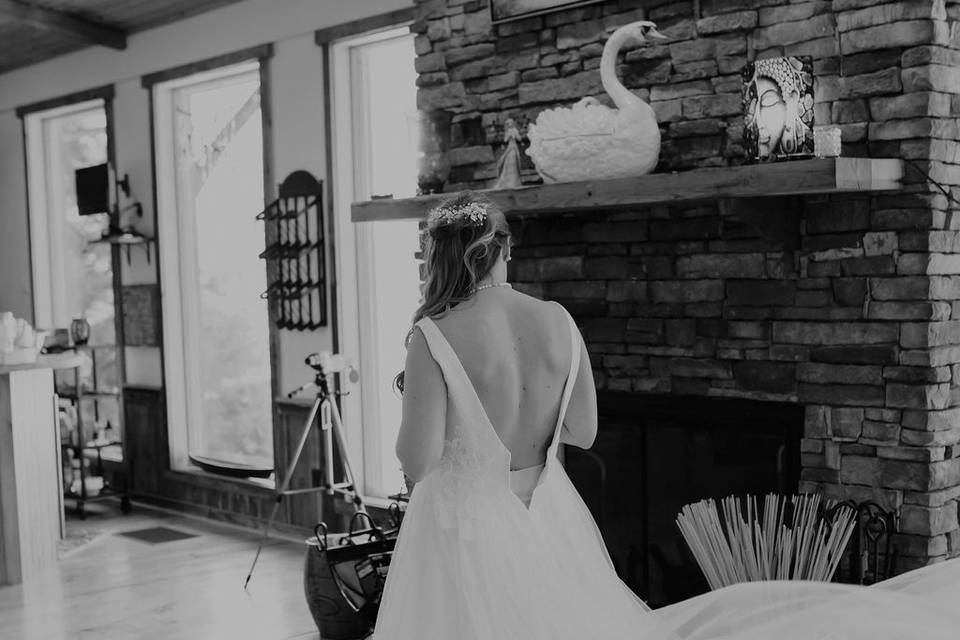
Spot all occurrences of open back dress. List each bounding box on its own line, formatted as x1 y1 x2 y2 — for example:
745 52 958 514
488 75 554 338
372 307 960 640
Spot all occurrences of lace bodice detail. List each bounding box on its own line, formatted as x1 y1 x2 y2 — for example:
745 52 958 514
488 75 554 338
440 427 496 474
433 423 505 531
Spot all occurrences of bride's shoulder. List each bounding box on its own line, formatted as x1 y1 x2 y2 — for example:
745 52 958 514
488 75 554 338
515 290 567 318
509 286 560 309
509 292 569 333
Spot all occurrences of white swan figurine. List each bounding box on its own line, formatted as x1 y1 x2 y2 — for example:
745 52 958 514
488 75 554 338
526 21 668 183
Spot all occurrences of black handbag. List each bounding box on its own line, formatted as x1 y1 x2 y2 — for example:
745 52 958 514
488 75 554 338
310 510 401 635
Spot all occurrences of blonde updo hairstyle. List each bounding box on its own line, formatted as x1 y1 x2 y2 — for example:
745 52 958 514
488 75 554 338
394 191 511 393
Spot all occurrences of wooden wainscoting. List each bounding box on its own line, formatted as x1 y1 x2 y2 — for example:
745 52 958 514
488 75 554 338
123 386 338 536
123 385 168 497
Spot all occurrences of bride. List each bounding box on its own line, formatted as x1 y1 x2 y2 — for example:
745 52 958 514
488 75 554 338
372 192 960 639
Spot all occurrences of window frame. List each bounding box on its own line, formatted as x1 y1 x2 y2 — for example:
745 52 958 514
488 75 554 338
146 47 276 475
19 86 120 340
327 24 418 505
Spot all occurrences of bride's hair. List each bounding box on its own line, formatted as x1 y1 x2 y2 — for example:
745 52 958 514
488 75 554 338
394 190 511 393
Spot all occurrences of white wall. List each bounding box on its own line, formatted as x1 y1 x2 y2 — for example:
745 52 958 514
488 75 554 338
0 0 412 391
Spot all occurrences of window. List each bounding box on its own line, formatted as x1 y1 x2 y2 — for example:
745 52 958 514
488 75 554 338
25 100 112 339
331 27 421 500
152 60 273 472
23 97 122 435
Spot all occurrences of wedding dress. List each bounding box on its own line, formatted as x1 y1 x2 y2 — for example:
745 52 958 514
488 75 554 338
373 308 960 640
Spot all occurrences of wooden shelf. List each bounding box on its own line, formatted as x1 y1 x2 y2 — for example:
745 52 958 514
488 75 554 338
0 352 85 375
56 388 121 401
351 157 904 223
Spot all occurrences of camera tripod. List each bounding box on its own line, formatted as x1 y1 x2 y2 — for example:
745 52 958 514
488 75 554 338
244 354 364 588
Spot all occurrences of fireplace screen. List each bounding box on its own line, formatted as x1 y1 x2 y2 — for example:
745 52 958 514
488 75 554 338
564 393 803 607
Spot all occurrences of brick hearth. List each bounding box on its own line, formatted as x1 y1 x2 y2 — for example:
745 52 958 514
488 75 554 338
411 0 960 569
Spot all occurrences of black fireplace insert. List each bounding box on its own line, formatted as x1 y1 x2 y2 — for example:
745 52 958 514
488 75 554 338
563 392 803 607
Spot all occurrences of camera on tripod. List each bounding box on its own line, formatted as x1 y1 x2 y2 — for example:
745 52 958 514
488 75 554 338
305 351 357 380
288 352 359 401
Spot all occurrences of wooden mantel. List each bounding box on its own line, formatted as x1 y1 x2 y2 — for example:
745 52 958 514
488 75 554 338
351 157 904 223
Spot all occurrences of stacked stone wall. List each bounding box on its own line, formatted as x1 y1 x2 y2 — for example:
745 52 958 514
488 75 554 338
413 0 960 568
508 193 960 568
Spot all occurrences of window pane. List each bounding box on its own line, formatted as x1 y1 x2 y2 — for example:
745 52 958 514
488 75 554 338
35 104 124 456
171 69 272 468
368 220 420 495
357 34 420 496
46 107 114 344
364 36 419 199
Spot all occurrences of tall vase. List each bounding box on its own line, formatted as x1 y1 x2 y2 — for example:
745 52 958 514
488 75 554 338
408 109 452 195
70 317 90 346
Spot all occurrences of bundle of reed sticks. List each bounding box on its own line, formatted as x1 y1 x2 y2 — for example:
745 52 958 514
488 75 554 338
676 493 857 590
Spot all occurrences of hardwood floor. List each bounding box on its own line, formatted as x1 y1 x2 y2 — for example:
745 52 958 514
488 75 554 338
0 501 322 639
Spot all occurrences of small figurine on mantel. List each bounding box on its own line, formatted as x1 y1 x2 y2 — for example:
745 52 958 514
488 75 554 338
493 118 523 190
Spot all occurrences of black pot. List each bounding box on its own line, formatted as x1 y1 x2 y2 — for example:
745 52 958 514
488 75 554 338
303 537 369 640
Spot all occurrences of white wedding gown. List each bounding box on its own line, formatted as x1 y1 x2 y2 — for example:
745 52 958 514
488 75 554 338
373 309 960 640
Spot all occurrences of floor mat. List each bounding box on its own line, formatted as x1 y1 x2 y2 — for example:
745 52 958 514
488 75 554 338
118 526 198 544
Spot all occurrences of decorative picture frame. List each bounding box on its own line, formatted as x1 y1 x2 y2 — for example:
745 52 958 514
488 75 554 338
490 0 606 24
741 56 815 162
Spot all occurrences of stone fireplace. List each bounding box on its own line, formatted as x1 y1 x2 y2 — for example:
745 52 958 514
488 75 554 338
407 0 960 580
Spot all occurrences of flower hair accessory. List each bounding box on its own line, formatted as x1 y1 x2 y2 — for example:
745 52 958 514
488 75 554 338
427 201 488 227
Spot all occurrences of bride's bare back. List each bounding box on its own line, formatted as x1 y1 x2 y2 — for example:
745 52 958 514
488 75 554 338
430 288 596 470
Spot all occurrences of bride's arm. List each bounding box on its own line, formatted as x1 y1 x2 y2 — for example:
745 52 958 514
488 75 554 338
395 326 447 483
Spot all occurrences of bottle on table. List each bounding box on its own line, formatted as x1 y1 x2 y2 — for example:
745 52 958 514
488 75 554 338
0 312 17 353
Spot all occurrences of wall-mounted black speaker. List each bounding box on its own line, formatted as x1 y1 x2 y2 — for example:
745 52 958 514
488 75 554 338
75 162 110 216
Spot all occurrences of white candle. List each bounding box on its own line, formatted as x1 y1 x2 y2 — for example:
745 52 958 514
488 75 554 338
814 126 841 158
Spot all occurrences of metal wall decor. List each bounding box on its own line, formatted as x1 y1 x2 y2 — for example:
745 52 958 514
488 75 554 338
257 170 327 330
741 56 814 162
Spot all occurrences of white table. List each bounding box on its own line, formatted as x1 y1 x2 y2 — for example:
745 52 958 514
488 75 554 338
0 352 84 585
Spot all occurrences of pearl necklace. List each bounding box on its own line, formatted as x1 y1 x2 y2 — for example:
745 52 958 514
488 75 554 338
473 282 512 294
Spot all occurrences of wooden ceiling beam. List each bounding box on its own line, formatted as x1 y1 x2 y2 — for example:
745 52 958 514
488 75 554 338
0 0 126 50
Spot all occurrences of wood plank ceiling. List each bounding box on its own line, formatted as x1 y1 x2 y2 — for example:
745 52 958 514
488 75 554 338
0 0 249 74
